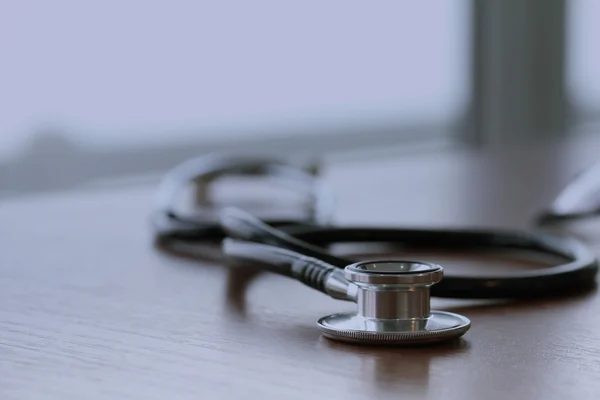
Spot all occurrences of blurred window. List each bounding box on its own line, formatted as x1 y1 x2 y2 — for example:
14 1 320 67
0 1 471 157
567 0 600 124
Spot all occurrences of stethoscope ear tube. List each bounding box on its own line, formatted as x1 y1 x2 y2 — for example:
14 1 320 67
534 162 600 227
534 209 600 227
151 154 335 241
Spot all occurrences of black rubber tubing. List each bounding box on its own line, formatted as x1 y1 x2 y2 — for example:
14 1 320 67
220 207 599 299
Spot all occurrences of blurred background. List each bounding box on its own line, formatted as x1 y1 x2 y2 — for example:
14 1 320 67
1 0 599 200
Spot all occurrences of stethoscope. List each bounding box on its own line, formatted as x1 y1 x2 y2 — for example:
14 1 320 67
535 162 600 227
152 154 599 346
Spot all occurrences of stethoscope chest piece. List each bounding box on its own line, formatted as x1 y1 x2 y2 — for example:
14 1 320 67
317 261 471 345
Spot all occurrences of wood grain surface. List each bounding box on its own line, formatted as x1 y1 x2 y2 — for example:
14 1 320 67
2 135 600 400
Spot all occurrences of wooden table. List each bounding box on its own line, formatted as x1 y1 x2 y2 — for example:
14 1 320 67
2 135 600 399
